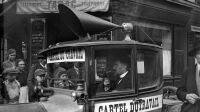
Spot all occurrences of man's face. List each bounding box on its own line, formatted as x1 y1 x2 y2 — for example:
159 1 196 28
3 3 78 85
18 61 25 71
8 52 16 61
195 50 200 64
36 75 45 82
112 61 127 76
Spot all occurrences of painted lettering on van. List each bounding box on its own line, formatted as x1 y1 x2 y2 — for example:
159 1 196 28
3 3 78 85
95 95 162 112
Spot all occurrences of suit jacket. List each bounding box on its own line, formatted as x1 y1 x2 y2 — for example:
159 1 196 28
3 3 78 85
176 64 200 112
112 71 132 91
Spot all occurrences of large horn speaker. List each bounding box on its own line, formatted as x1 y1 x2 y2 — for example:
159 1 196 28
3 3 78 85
58 4 121 38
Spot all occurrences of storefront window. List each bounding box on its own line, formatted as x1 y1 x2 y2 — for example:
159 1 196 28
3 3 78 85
135 22 172 76
94 48 133 94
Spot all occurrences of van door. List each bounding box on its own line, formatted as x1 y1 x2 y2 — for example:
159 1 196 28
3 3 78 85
88 45 137 112
135 45 163 112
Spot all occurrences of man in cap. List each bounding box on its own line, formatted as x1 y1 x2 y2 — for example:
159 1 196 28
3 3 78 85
28 69 46 102
2 69 20 104
176 40 200 112
36 55 47 70
27 54 47 102
35 69 46 84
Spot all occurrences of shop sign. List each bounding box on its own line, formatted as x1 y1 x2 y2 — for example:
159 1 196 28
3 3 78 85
17 0 110 14
47 49 85 63
31 18 46 65
94 95 162 112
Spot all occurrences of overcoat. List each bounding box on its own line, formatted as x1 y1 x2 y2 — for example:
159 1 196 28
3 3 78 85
176 64 200 112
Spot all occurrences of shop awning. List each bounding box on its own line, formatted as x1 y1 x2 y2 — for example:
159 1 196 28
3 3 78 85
16 0 110 14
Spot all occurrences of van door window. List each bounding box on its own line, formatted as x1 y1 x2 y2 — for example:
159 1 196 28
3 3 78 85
137 49 161 89
94 48 133 94
47 62 85 90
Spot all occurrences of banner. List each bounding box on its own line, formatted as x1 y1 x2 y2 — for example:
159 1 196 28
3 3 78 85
47 49 85 63
94 95 163 112
17 0 110 14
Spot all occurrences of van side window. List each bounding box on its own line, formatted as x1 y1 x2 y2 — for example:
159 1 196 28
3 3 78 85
137 49 161 89
94 48 133 93
47 62 85 90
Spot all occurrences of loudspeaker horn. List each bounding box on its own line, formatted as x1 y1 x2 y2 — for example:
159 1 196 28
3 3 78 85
58 4 122 38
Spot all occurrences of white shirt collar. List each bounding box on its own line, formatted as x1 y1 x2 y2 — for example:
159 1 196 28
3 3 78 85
40 63 46 69
120 71 128 78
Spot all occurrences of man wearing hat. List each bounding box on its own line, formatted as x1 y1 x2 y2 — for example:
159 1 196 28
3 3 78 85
35 54 47 70
2 69 20 104
101 56 131 92
28 69 46 102
177 41 200 112
27 54 47 102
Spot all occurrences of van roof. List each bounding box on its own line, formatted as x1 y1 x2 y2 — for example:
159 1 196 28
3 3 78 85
39 40 162 54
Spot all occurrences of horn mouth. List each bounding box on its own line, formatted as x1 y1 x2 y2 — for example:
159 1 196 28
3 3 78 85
58 4 85 38
58 4 121 39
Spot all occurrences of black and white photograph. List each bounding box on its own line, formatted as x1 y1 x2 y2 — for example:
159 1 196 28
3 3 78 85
0 0 200 112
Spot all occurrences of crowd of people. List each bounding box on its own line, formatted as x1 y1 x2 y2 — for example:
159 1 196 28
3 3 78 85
0 48 48 104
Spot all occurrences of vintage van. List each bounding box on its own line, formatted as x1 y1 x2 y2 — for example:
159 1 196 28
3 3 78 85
0 4 163 112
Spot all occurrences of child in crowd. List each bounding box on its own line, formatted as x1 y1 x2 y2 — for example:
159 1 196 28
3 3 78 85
29 69 46 102
2 69 20 104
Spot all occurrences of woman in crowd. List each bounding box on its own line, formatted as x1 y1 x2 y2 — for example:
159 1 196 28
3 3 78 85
15 59 29 103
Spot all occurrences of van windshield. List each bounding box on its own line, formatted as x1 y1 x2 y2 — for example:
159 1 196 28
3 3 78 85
47 62 85 90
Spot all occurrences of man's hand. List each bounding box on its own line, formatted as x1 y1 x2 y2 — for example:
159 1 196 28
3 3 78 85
186 93 199 104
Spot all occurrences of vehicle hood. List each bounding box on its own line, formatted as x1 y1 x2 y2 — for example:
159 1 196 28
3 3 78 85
41 94 83 112
0 103 47 112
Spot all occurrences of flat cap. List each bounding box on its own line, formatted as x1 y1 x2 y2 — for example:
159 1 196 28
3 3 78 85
34 69 46 76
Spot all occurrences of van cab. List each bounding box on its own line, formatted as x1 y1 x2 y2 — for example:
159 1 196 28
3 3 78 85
38 39 163 112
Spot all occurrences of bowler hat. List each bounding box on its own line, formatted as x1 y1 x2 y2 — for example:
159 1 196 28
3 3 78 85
188 40 200 56
34 69 46 76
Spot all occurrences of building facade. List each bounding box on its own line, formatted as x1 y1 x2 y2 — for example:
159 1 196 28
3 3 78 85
1 0 200 87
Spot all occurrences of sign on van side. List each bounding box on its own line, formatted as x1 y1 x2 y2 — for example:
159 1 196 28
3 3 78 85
47 49 85 63
94 95 162 112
